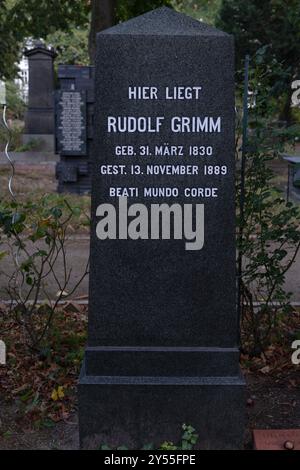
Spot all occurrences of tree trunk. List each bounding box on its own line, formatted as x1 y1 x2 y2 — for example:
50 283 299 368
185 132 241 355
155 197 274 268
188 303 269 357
88 0 117 64
279 87 293 126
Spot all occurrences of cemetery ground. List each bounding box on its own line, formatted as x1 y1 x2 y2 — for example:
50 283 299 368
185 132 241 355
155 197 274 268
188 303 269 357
0 162 300 449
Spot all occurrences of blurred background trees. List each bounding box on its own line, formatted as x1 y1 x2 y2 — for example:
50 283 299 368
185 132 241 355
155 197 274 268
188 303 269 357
0 0 299 124
0 0 89 79
216 0 300 123
88 0 172 62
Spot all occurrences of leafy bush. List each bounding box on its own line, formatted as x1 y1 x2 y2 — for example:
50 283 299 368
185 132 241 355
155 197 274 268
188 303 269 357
0 81 26 151
159 424 199 450
46 28 89 67
5 81 26 120
0 121 24 152
237 51 300 354
217 0 300 124
0 195 89 351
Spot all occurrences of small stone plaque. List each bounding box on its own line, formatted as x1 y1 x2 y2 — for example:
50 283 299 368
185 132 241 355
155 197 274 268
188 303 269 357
253 429 300 450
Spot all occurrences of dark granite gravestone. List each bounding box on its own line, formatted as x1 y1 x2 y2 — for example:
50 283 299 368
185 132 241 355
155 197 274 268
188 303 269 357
78 7 245 449
23 41 56 151
55 65 94 194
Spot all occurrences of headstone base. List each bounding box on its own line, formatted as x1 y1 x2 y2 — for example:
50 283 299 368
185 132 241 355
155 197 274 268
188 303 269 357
78 359 245 450
23 134 55 152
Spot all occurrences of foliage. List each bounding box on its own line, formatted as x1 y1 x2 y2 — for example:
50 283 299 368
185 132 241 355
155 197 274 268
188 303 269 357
173 0 221 24
216 0 300 121
13 137 42 153
0 80 27 151
0 0 89 79
116 0 173 22
0 1 20 79
1 0 174 76
4 81 26 119
0 0 219 78
46 28 89 67
159 424 198 450
217 0 300 73
98 424 199 450
0 194 89 350
237 50 300 354
0 121 23 152
0 305 87 427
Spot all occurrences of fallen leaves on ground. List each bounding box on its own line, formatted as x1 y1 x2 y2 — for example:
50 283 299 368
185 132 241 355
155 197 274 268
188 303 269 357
51 386 65 401
241 308 300 385
0 304 87 431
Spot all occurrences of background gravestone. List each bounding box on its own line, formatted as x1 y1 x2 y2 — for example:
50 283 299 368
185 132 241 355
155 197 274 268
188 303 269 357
23 41 56 151
55 65 94 194
79 7 245 449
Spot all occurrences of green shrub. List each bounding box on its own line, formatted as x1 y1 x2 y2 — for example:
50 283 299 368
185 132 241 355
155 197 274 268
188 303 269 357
237 50 300 354
0 195 89 351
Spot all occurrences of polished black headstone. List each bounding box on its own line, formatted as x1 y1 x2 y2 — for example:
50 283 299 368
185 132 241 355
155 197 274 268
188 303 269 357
79 7 245 450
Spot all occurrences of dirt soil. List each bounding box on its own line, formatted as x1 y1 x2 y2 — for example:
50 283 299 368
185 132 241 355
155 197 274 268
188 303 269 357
0 399 79 449
244 371 300 448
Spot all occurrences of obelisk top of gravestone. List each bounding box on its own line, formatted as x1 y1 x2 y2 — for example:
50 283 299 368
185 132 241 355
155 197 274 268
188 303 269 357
24 40 56 58
99 7 229 36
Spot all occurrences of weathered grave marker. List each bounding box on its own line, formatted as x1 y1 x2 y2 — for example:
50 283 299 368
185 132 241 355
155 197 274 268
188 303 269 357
79 7 245 449
23 41 56 151
56 89 87 156
55 65 94 194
